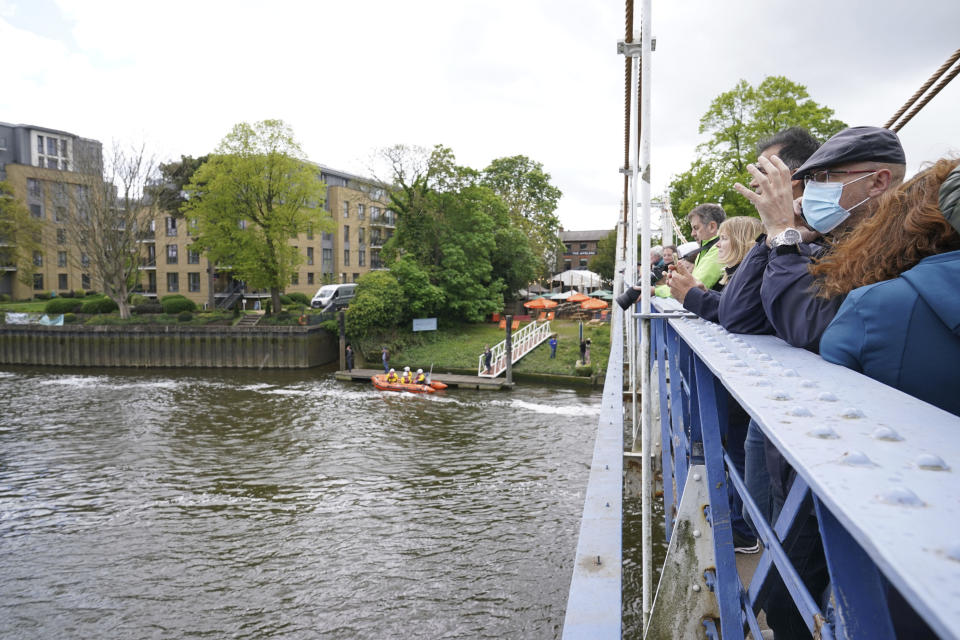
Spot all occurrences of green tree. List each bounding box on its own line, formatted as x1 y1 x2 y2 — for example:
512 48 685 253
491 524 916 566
346 270 405 338
153 154 209 215
0 180 43 287
481 155 563 279
381 145 537 323
668 76 847 222
183 120 332 313
588 228 618 281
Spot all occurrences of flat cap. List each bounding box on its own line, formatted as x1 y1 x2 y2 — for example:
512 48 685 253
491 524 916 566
792 126 905 180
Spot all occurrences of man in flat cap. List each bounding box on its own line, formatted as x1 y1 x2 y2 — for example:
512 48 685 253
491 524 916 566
731 126 906 351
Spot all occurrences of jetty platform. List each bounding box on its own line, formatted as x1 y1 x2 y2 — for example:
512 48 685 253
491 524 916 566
334 368 512 390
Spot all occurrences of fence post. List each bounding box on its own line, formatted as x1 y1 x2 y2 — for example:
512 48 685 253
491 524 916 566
505 314 513 384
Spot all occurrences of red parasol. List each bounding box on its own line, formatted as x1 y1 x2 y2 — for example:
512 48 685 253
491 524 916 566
568 292 591 302
580 297 609 310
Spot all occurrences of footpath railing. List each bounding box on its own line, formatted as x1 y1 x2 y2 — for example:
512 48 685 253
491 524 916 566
477 319 551 377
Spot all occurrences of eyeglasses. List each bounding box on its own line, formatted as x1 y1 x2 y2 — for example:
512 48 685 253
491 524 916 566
804 169 876 185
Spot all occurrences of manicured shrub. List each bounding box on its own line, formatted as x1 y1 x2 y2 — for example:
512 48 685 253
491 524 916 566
160 295 196 314
81 297 119 314
287 292 310 306
62 313 78 324
35 291 53 300
83 290 98 297
45 298 83 314
133 302 163 315
178 311 193 323
0 293 9 303
73 290 85 298
59 290 76 298
279 294 293 305
129 293 148 306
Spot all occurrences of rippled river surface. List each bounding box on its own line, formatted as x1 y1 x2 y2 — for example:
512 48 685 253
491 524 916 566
0 367 601 639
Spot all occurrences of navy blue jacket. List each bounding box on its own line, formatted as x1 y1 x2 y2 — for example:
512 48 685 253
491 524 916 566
820 250 960 416
682 266 740 322
719 236 841 351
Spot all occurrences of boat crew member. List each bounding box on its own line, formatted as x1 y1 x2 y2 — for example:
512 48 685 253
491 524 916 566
402 366 412 383
415 369 426 384
386 368 398 383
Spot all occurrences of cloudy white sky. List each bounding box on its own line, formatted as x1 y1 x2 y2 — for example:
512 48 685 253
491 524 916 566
2 0 958 231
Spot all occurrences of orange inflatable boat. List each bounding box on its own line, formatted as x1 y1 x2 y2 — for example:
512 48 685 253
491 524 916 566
371 374 447 393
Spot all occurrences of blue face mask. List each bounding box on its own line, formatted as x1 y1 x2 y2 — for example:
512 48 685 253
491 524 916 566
801 172 875 233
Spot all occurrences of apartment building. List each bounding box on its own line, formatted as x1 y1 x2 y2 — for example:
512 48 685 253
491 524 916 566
0 122 103 299
143 164 395 307
2 122 395 307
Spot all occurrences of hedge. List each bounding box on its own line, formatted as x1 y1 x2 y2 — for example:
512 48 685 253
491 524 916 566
161 296 197 314
81 297 119 314
45 298 83 314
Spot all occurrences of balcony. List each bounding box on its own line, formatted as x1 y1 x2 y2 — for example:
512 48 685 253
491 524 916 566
140 257 157 269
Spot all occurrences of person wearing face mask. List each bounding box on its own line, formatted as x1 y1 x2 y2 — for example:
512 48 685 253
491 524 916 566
732 126 906 352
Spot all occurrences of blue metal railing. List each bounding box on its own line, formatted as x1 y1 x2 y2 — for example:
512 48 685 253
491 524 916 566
563 293 960 638
646 299 960 639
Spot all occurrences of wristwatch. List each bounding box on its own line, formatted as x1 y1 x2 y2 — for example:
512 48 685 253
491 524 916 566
772 228 802 247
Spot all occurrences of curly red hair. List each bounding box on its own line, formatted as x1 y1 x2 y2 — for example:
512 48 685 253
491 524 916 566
812 157 960 298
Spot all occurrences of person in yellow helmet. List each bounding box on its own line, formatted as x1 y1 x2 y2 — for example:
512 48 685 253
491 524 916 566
386 368 399 383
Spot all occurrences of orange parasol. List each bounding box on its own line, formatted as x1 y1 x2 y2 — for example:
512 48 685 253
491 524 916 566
568 292 591 302
524 296 559 309
580 297 609 310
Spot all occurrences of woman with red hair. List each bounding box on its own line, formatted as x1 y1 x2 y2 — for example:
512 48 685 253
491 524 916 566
815 157 960 415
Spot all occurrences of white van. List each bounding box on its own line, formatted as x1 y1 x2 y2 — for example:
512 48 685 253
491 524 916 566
310 283 357 311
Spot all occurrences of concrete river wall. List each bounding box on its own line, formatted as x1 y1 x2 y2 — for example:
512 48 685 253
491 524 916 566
0 325 338 368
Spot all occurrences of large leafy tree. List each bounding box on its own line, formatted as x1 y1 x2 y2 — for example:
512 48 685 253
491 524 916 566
481 155 563 279
0 180 43 287
669 76 847 227
380 144 537 323
153 154 209 215
183 120 332 313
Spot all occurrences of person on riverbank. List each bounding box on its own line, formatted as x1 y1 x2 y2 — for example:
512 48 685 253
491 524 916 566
381 346 390 373
584 339 591 365
579 339 586 365
549 336 557 358
345 344 354 372
483 345 493 374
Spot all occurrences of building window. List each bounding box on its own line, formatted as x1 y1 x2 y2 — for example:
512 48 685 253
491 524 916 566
579 258 588 268
306 247 314 265
370 206 379 222
322 248 333 264
58 274 68 290
166 244 178 264
54 228 66 244
343 225 349 243
167 272 179 292
81 253 90 268
358 227 364 244
27 179 41 199
165 217 177 236
307 272 314 285
358 250 365 267
57 251 67 267
33 273 43 290
580 243 587 250
370 250 381 269
33 251 43 267
341 272 347 283
307 224 314 240
358 204 365 220
30 204 42 219
343 201 350 218
55 206 66 223
188 272 200 292
187 249 200 264
564 260 572 271
187 218 198 236
353 273 359 282
290 272 299 285
0 136 6 150
343 249 350 266
81 273 91 289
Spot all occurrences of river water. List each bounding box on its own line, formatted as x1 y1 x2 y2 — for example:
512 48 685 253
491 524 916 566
0 367 602 639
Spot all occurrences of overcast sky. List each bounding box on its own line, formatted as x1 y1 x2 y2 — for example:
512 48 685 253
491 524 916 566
2 0 958 231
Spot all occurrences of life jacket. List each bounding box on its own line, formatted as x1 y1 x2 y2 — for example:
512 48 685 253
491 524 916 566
386 373 398 382
416 374 426 383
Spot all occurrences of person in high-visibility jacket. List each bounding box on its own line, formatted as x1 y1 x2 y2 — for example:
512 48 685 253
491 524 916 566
401 366 412 383
415 368 426 384
386 368 399 383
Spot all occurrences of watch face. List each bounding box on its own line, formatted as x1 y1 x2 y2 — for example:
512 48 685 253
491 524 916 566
779 228 801 245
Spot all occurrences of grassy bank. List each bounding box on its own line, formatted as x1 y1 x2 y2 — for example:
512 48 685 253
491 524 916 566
375 318 610 377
